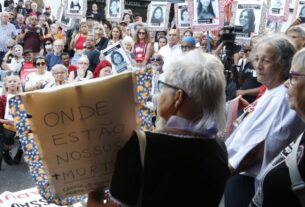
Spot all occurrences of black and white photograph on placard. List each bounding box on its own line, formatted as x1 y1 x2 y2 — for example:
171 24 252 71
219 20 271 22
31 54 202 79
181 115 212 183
147 2 170 30
266 20 279 32
57 6 73 30
234 1 263 37
290 0 296 12
177 3 190 28
66 0 86 18
298 1 305 17
101 43 130 74
106 0 124 20
193 0 219 24
149 3 166 27
269 0 285 15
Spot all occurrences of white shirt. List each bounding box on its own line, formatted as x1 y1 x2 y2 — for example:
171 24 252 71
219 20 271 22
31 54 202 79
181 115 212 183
225 84 305 177
25 71 54 90
158 44 182 73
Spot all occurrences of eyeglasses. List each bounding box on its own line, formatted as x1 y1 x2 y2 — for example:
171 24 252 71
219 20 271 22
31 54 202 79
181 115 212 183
54 71 66 75
150 57 162 62
78 62 89 65
157 80 189 99
289 71 305 85
6 71 18 76
138 32 146 35
36 62 46 66
180 45 193 52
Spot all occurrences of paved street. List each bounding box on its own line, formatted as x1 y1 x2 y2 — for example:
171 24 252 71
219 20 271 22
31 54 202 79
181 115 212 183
0 142 35 194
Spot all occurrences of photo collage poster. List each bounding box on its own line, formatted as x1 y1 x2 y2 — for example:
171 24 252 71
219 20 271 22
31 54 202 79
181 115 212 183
101 42 131 74
267 0 290 21
105 0 125 21
57 5 73 30
188 0 225 32
65 0 87 19
234 0 265 38
175 3 191 30
147 2 171 31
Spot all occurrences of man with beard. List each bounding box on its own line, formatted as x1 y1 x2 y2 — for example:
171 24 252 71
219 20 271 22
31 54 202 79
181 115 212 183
83 35 100 72
18 14 43 56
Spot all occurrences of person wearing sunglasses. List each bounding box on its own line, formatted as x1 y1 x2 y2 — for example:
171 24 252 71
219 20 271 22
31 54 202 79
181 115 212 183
87 49 230 206
180 36 196 53
24 56 54 91
133 28 153 66
249 49 305 207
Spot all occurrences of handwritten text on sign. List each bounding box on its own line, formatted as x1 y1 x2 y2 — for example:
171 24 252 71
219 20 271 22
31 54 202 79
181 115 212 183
21 73 136 197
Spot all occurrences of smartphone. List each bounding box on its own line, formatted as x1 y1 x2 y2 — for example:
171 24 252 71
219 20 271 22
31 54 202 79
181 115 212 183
300 16 305 23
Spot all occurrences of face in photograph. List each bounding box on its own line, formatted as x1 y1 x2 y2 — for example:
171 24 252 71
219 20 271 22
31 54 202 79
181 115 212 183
197 0 215 21
111 51 124 65
110 0 120 16
239 8 255 33
299 6 305 17
180 7 189 23
151 6 164 25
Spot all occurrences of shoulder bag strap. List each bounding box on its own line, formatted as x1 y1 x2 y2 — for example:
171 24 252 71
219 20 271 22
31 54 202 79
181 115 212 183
134 129 146 207
135 129 146 167
288 132 305 206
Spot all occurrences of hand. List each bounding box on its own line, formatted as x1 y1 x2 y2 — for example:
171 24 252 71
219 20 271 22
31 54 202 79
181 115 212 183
6 120 14 126
236 90 245 97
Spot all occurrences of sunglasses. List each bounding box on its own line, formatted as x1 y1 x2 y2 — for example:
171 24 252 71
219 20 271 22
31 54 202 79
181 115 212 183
150 57 162 62
6 71 18 76
36 62 46 66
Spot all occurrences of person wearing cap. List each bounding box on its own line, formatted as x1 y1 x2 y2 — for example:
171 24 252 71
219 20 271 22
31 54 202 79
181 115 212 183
0 12 18 60
93 60 112 78
86 14 95 35
119 21 128 37
180 36 196 53
19 49 35 85
83 35 100 72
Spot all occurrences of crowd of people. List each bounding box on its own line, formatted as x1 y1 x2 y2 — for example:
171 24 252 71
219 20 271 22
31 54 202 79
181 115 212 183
1 1 305 207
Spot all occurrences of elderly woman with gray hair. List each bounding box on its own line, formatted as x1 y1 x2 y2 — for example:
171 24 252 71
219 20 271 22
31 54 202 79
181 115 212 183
87 49 230 206
225 35 305 207
45 64 69 88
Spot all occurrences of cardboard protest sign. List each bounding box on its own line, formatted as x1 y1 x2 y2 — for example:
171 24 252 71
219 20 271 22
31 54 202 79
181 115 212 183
18 72 137 199
0 187 84 207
